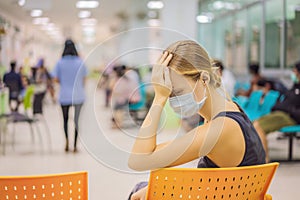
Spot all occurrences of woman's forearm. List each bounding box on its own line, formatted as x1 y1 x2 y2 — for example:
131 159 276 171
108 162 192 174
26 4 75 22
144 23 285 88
129 96 168 157
130 96 167 154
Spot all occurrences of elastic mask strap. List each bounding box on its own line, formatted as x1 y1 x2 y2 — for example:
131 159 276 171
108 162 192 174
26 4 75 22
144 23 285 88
193 80 207 103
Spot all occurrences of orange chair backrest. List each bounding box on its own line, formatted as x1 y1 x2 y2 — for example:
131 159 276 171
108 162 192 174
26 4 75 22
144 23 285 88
146 163 279 200
0 171 88 200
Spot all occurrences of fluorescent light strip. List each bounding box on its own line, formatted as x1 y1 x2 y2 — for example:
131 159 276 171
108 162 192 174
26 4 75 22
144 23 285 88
32 17 49 25
148 19 160 27
18 0 25 6
78 10 91 18
76 1 99 9
147 1 164 9
31 9 43 17
81 18 97 26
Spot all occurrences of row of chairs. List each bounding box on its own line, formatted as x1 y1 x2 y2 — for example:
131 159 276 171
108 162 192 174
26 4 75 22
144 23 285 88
0 85 51 155
0 163 279 200
234 90 300 161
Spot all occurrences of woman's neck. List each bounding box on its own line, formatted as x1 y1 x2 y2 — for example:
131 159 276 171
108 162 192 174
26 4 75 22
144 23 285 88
199 86 234 121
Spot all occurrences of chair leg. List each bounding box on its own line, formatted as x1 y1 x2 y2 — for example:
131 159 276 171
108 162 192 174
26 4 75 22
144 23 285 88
41 116 52 153
12 123 16 151
34 122 44 153
2 127 6 155
29 123 35 144
288 132 295 161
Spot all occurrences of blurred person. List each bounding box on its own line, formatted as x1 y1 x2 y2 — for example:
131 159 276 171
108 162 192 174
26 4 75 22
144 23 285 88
213 59 236 97
236 63 264 97
52 39 88 152
254 61 300 162
128 40 265 200
3 61 23 111
98 72 111 107
111 65 139 128
126 67 141 104
35 58 55 104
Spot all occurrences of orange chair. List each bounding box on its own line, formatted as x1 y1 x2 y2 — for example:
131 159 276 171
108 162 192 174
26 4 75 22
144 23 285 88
0 171 88 200
146 163 279 200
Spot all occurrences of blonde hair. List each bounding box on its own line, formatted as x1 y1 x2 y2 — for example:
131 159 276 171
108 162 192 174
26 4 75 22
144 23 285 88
166 40 221 88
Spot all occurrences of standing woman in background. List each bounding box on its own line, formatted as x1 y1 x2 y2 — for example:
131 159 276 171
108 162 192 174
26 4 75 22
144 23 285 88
52 39 88 152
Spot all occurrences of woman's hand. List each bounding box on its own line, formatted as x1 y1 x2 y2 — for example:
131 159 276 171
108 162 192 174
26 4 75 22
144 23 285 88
130 186 147 200
151 51 173 100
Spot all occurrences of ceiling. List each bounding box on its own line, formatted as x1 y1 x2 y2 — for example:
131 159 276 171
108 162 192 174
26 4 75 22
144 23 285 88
0 0 149 44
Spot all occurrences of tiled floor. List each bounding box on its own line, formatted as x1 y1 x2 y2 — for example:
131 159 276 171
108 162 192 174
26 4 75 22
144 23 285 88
0 81 300 199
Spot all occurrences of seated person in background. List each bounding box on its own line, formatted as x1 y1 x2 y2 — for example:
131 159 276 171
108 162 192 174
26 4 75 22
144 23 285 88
3 61 23 112
110 65 130 128
256 79 275 103
110 65 141 128
214 59 236 97
237 63 264 97
254 61 300 162
128 40 265 200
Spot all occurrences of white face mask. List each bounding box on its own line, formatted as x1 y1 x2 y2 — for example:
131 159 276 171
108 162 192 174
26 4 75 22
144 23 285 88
169 83 207 118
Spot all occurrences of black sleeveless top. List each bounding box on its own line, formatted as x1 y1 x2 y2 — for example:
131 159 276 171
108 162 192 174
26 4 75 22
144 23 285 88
197 111 266 168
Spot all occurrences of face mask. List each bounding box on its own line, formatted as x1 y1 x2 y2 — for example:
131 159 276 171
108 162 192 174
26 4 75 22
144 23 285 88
169 83 207 118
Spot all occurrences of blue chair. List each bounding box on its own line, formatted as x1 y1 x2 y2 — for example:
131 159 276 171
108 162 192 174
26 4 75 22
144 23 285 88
234 81 250 96
129 83 146 111
243 90 264 121
259 90 280 116
275 125 300 162
129 83 147 125
232 96 248 108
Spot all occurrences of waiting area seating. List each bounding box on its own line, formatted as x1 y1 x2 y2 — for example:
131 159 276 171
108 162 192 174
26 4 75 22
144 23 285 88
146 163 279 200
234 90 300 161
0 85 51 155
277 125 300 162
0 171 88 200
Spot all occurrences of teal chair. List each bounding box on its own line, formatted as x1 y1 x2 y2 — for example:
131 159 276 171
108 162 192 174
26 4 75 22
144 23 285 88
274 125 300 162
236 90 280 121
232 95 248 108
248 90 280 121
243 90 264 121
259 90 280 116
129 83 147 125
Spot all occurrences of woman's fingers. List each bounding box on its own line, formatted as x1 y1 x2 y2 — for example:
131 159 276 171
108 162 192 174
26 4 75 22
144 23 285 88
162 53 173 66
164 67 172 89
158 51 168 64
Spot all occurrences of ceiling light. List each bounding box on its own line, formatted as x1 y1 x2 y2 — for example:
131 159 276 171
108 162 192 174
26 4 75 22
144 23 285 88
41 23 59 31
148 19 161 27
18 0 26 6
78 10 91 18
213 1 224 10
32 17 49 25
147 1 164 9
224 2 240 10
81 18 97 26
76 1 99 9
30 9 43 17
196 13 214 23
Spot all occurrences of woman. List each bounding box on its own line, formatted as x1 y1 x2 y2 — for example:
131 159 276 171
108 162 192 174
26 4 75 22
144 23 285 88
128 40 265 199
52 39 87 152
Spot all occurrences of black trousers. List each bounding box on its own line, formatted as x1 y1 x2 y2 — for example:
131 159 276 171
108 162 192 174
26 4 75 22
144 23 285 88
61 104 83 148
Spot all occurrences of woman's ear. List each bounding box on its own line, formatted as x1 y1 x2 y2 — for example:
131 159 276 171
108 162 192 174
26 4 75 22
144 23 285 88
200 71 210 85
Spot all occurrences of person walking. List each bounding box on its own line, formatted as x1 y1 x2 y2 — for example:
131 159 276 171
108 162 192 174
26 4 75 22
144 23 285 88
52 39 88 152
